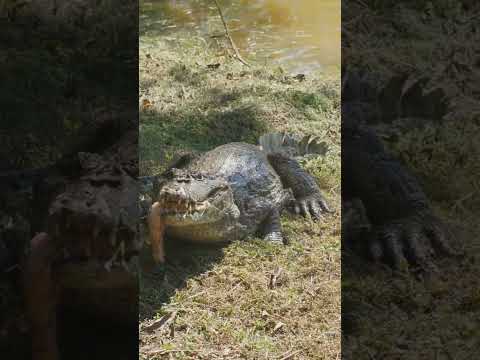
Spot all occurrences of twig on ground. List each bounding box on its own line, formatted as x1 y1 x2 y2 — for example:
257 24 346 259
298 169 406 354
278 349 302 360
212 0 250 67
141 310 178 333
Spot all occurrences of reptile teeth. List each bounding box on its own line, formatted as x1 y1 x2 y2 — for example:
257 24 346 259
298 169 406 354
120 241 125 257
104 260 112 272
93 224 101 240
110 229 117 246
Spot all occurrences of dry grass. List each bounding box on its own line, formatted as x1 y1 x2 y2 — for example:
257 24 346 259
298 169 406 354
138 34 341 359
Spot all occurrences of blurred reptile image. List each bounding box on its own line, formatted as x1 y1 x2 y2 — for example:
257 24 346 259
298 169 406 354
1 128 140 360
341 70 458 272
25 130 140 360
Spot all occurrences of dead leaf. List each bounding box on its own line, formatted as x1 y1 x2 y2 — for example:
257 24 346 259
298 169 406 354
142 99 153 110
207 63 221 69
293 74 306 82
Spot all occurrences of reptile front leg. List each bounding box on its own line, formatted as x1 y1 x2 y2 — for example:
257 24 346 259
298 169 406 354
343 122 458 271
260 209 284 244
267 152 331 219
23 233 59 360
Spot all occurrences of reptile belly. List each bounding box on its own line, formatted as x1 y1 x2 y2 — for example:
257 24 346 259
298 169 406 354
166 220 246 243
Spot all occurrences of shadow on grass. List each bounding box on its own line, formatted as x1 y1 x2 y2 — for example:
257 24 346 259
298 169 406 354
139 88 269 175
139 239 226 321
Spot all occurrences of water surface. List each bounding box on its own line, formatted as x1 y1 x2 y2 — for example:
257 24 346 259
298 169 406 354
140 0 340 74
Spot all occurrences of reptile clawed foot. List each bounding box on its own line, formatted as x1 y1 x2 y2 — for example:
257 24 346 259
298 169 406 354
292 194 332 220
366 212 459 273
264 231 284 244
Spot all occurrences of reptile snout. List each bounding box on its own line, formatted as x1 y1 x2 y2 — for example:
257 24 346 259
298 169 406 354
158 185 198 215
48 184 139 264
159 185 188 200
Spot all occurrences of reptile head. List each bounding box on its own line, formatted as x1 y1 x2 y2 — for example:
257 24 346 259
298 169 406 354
158 169 235 226
47 152 141 269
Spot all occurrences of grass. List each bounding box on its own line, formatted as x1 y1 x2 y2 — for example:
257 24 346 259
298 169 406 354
343 1 480 358
139 34 340 359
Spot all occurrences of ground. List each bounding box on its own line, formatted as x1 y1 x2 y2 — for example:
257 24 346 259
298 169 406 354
138 34 341 359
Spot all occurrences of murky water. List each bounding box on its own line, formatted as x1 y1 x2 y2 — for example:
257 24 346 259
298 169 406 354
140 0 340 74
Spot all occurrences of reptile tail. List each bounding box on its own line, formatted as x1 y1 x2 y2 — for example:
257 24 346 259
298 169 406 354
258 132 328 157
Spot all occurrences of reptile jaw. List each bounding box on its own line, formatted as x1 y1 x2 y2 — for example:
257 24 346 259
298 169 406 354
157 177 233 225
158 191 210 217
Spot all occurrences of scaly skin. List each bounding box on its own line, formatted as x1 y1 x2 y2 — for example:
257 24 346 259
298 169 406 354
148 142 330 264
342 72 457 272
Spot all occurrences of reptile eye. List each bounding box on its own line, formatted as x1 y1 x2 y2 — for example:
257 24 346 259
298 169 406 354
207 188 220 197
207 186 226 197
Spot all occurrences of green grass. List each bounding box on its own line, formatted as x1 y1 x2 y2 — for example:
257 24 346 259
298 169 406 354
139 34 340 359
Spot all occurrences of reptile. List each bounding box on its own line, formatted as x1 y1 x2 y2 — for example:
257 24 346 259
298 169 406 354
146 140 331 266
341 70 457 272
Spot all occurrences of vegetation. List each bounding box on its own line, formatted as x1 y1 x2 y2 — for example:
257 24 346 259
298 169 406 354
139 33 340 359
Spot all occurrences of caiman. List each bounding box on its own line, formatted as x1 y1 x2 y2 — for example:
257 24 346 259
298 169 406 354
146 139 332 265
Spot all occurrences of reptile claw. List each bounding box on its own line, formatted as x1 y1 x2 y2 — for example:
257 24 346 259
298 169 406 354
120 240 125 259
319 199 333 213
300 202 311 219
292 194 331 220
109 229 117 246
363 211 457 272
93 224 101 239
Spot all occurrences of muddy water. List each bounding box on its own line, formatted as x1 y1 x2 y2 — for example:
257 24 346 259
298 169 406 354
140 0 340 74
